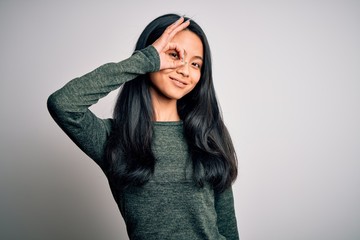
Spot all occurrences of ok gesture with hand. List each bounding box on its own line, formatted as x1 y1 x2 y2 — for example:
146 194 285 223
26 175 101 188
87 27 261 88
152 17 190 70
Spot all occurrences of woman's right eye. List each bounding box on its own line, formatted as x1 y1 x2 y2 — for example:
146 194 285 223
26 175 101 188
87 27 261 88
169 52 179 59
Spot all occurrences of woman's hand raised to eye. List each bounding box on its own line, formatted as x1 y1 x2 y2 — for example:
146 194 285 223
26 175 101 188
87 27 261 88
152 17 190 70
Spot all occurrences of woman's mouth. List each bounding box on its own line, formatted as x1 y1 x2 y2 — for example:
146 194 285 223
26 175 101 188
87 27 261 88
170 77 187 88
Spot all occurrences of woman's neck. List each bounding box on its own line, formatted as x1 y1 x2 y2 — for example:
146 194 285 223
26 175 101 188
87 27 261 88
150 89 180 122
152 100 180 121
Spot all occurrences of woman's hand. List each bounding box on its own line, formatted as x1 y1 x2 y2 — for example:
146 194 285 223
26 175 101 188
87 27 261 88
152 17 190 70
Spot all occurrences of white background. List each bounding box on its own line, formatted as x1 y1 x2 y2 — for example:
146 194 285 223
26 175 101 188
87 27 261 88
1 0 359 239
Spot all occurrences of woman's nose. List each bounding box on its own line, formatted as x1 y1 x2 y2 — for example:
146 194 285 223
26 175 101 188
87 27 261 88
176 62 189 77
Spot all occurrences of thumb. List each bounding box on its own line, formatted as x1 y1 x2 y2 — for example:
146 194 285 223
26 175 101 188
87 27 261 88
160 58 184 70
169 59 185 69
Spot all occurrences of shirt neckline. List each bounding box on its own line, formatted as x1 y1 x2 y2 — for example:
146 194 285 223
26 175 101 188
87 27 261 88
153 120 183 126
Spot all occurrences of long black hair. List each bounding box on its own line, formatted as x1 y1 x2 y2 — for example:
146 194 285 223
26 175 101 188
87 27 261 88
105 14 237 193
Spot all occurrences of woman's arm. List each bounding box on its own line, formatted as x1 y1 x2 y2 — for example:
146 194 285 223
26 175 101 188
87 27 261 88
47 17 190 168
47 46 160 168
215 187 240 240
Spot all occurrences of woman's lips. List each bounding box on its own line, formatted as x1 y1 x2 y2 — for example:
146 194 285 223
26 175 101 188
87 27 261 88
170 77 187 88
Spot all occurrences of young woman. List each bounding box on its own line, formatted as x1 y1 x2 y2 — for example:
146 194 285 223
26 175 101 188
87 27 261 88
48 14 239 240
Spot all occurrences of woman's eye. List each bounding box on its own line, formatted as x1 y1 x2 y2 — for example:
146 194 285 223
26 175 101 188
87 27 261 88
192 62 202 69
169 52 179 59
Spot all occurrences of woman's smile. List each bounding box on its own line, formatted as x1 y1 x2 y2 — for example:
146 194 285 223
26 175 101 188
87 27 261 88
169 76 188 88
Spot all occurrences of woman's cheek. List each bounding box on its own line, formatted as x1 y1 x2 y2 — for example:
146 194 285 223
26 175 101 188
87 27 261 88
194 73 201 84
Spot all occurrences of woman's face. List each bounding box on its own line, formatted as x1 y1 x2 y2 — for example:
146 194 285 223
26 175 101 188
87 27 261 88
149 30 203 101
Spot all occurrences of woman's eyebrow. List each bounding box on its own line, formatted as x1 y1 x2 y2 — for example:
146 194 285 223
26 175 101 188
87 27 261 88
194 56 203 61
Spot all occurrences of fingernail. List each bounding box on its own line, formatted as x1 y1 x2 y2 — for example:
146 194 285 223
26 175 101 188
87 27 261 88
177 15 184 22
186 15 194 23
